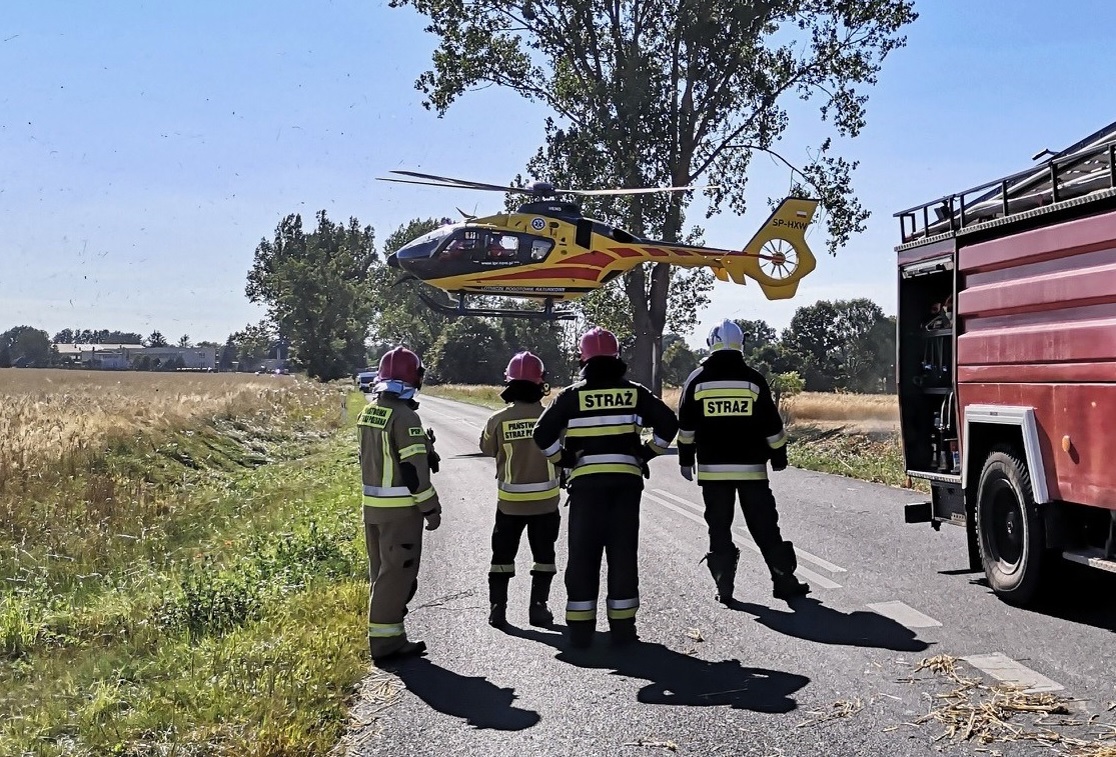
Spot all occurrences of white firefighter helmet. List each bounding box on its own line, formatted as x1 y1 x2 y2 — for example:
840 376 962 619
706 319 745 352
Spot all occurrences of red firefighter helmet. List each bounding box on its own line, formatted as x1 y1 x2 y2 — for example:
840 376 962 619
378 346 424 386
579 326 620 361
505 351 546 384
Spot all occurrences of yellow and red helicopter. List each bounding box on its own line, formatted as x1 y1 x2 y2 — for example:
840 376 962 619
380 170 820 320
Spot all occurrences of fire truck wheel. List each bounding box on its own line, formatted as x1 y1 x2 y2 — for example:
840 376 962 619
975 446 1045 606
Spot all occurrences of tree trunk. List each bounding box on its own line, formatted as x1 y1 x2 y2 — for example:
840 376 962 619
625 265 655 388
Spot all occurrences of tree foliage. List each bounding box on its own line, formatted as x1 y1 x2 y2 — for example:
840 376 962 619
52 329 144 345
426 319 507 384
780 298 893 391
394 0 917 389
246 211 377 381
144 331 168 348
0 326 54 367
367 218 451 358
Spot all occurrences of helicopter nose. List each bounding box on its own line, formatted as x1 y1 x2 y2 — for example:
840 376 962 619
387 253 399 268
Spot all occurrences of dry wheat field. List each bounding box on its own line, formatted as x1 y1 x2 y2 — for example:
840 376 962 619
1 368 311 464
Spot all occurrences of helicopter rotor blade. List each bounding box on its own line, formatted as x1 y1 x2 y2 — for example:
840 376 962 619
376 176 517 192
387 170 528 194
560 184 719 196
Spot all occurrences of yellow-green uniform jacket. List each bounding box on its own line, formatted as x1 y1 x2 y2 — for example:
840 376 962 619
359 394 441 524
480 401 561 516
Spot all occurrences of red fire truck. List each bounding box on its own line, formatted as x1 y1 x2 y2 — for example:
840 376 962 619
896 121 1116 605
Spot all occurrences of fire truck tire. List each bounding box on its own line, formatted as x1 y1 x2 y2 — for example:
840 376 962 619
975 446 1045 606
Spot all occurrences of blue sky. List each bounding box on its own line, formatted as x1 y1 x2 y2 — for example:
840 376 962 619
3 0 1115 347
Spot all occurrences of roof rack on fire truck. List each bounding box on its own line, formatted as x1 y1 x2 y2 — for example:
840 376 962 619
894 120 1116 246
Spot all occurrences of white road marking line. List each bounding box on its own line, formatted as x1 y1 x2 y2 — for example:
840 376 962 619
960 653 1065 693
641 491 841 590
866 601 942 629
650 488 848 574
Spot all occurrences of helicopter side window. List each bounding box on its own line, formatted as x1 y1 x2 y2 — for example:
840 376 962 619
484 233 520 262
530 239 553 261
436 230 481 261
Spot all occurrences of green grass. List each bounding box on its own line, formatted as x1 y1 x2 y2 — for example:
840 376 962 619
424 385 926 491
1 391 387 756
422 384 506 409
787 425 927 491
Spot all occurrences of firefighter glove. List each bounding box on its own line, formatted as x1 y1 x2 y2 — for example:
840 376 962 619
557 447 578 469
424 508 442 531
429 448 441 474
679 466 694 482
770 447 788 472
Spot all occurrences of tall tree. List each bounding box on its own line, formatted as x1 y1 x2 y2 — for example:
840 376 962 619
733 319 777 352
145 331 168 348
52 328 75 344
0 326 54 367
368 218 451 358
246 211 378 381
661 334 700 386
177 335 192 348
780 297 890 391
395 0 917 390
426 319 507 384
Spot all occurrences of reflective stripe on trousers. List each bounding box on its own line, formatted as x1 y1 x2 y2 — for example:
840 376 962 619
696 463 768 481
566 599 596 621
368 621 405 638
606 596 639 619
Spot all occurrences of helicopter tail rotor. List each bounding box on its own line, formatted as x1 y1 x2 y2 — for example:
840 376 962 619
719 197 819 300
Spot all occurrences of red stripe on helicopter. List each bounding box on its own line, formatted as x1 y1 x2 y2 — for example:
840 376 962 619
485 267 603 282
647 248 669 257
610 247 643 258
561 251 615 267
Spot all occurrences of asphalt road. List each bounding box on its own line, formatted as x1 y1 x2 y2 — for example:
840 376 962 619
341 394 1116 757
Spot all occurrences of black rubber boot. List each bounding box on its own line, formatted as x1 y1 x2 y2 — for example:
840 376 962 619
528 570 555 627
488 603 508 628
488 573 511 628
371 639 427 664
608 618 639 646
703 546 740 605
770 541 810 600
567 620 595 649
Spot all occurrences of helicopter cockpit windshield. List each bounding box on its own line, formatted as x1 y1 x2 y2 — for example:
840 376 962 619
392 223 460 263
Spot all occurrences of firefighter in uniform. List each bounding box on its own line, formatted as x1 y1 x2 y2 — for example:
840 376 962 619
676 320 810 604
479 351 561 629
359 345 442 662
533 327 678 648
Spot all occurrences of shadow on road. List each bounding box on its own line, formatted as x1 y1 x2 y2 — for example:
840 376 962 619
975 562 1116 634
504 626 808 713
730 596 931 652
387 657 541 731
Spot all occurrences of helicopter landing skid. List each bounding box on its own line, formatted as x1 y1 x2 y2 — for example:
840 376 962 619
418 291 577 321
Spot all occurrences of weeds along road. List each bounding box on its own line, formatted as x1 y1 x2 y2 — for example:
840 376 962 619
340 395 1116 757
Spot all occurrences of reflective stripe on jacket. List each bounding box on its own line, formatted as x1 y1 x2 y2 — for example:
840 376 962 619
533 373 679 490
358 394 440 520
480 401 560 515
676 350 787 481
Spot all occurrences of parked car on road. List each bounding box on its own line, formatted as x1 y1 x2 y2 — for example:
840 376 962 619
356 369 377 393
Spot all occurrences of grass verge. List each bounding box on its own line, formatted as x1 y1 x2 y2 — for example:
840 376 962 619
1 386 382 757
